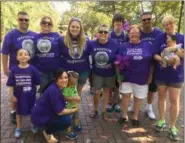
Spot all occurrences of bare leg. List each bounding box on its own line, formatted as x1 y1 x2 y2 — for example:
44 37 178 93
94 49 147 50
169 87 181 127
157 85 168 120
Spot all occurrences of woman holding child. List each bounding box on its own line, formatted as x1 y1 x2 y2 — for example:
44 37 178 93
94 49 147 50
31 68 80 143
154 15 184 141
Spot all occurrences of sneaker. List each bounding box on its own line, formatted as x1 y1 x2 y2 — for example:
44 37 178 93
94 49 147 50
169 126 180 141
31 125 39 134
132 119 139 128
74 124 82 132
43 130 58 143
145 105 156 120
10 112 17 124
155 120 167 131
66 132 78 140
128 104 134 112
113 103 121 113
118 117 128 124
106 103 113 113
14 128 21 138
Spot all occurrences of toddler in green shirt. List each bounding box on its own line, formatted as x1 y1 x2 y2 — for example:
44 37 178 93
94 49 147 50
62 71 82 139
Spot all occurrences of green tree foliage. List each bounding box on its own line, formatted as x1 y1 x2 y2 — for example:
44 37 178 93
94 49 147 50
1 1 60 34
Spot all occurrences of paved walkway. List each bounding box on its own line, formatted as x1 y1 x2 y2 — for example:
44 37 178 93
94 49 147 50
1 73 184 143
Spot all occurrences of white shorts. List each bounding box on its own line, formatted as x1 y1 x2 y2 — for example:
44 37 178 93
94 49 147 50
119 82 148 99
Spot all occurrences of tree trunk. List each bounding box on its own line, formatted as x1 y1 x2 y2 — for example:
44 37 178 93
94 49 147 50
178 1 184 33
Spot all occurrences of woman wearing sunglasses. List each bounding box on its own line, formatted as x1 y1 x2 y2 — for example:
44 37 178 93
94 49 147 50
60 17 90 97
88 24 119 120
33 16 61 93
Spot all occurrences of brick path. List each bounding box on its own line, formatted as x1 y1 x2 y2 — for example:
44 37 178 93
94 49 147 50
1 73 184 143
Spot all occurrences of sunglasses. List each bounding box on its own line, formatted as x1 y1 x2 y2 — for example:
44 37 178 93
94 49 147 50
18 18 29 22
41 21 53 26
99 30 108 34
142 18 151 22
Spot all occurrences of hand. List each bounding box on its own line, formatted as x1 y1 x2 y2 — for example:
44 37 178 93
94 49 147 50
72 105 80 113
148 74 152 84
75 96 81 102
11 96 17 102
4 69 10 77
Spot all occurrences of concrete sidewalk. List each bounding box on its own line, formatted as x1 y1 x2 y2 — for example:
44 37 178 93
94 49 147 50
1 73 184 143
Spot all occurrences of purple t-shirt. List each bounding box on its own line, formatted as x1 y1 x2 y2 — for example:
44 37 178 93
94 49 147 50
154 33 184 83
1 29 37 70
6 65 40 116
109 30 129 44
118 41 154 85
31 83 66 127
88 39 119 77
141 28 163 44
33 32 61 72
60 37 90 73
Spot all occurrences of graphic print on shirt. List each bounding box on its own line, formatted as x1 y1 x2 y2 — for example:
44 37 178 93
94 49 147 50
69 41 82 59
95 51 109 66
22 39 34 57
15 74 32 92
37 39 51 53
127 48 143 60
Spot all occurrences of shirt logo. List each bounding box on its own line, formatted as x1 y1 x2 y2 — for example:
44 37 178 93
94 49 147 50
133 56 143 60
37 39 51 53
22 39 34 57
95 51 109 66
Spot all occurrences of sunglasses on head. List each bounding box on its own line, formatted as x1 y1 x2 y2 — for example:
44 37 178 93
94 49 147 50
142 18 151 22
98 30 108 34
41 21 52 26
18 18 29 22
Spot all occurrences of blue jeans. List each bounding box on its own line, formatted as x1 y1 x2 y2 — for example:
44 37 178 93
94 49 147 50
45 115 72 134
40 71 53 93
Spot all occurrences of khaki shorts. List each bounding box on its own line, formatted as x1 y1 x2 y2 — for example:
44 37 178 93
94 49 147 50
92 73 116 90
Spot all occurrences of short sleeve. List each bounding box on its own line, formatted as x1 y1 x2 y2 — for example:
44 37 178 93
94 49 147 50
31 66 40 85
49 87 66 114
62 88 69 97
2 33 12 55
6 70 15 86
153 34 162 55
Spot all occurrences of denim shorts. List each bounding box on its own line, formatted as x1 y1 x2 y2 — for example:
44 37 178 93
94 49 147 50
156 80 184 88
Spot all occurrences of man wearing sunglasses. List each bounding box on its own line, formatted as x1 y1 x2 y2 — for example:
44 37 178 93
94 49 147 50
2 11 37 125
128 12 163 120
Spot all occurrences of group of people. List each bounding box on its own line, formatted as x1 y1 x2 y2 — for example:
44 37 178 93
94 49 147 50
1 10 184 143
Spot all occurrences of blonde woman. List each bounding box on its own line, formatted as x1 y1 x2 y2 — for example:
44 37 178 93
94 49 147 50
154 14 184 141
60 18 90 97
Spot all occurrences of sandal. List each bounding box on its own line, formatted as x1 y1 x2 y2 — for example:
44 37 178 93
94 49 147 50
102 112 109 121
89 110 98 118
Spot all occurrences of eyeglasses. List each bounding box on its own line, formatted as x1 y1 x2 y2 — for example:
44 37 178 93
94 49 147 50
41 21 52 26
142 18 151 22
99 30 108 34
18 18 29 22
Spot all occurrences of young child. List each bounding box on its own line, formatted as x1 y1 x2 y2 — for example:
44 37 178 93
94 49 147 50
155 35 183 69
6 49 40 138
62 71 82 139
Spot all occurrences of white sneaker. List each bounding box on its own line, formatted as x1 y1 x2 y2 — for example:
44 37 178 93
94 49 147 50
146 105 156 120
128 103 134 112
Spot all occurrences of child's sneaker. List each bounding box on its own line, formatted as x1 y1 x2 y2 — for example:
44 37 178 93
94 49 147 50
74 124 82 132
14 128 21 138
66 132 78 140
31 125 39 134
106 103 113 113
169 126 180 141
155 120 167 131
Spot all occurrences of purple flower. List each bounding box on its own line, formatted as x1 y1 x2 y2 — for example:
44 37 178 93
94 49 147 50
115 55 130 70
